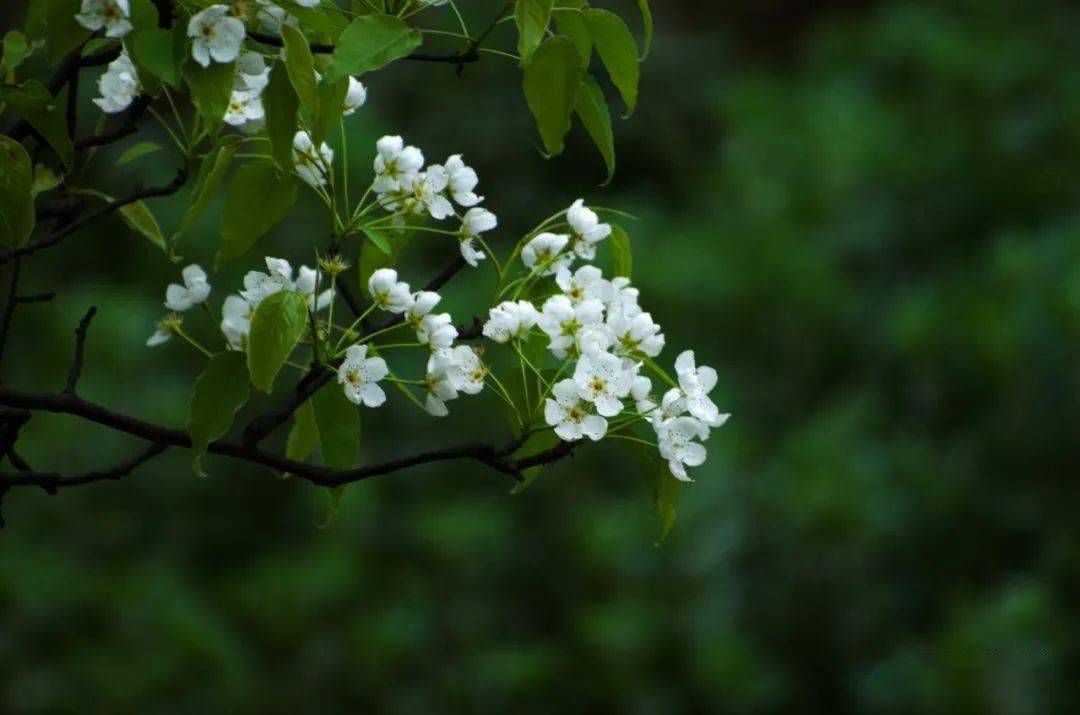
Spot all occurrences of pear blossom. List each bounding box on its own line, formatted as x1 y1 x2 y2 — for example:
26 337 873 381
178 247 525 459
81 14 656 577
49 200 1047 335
406 291 441 330
656 416 710 481
255 1 296 31
234 52 271 92
603 276 641 315
400 167 454 220
373 136 424 194
545 379 608 442
220 295 253 350
164 265 211 312
423 350 459 416
674 350 727 426
459 207 496 267
608 308 665 358
555 265 608 304
417 312 458 350
188 5 245 68
368 268 412 313
338 344 389 407
76 0 132 38
631 375 657 413
342 77 368 116
146 313 183 347
93 50 139 114
566 199 611 260
293 130 334 188
521 232 571 276
573 349 632 417
537 295 604 359
443 155 483 207
240 257 293 305
293 0 321 6
296 265 333 311
483 300 538 343
442 345 486 394
223 89 265 127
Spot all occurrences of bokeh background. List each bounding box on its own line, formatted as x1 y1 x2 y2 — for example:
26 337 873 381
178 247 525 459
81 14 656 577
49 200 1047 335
3 0 1080 711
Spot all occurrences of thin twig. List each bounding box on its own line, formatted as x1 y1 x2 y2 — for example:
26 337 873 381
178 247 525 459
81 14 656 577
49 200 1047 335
63 307 97 396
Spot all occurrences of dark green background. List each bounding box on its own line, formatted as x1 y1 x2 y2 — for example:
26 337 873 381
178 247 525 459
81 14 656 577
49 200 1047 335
3 0 1080 711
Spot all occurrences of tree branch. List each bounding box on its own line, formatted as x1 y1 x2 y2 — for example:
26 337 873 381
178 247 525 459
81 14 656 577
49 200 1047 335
63 307 97 395
246 32 482 66
73 93 151 151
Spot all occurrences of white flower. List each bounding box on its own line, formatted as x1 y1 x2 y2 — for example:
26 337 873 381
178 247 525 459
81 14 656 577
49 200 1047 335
631 375 656 413
240 257 293 306
254 1 296 32
296 265 333 311
164 264 211 312
656 416 710 481
417 312 457 349
482 300 538 343
373 135 424 194
293 0 321 6
223 89 265 127
521 232 571 276
367 268 412 313
608 308 665 358
573 349 632 417
555 265 608 304
406 291 441 330
443 155 483 207
234 51 271 92
93 50 139 114
220 295 253 350
441 345 486 394
146 327 171 346
188 5 246 68
566 199 611 260
603 276 641 316
537 295 604 359
459 207 496 267
674 350 728 426
293 130 334 188
399 167 454 220
338 344 389 407
76 0 132 38
545 378 608 442
342 77 367 115
147 313 182 347
423 350 459 417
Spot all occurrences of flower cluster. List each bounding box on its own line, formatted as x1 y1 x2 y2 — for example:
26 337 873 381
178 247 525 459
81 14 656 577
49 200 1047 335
93 49 140 114
76 0 133 39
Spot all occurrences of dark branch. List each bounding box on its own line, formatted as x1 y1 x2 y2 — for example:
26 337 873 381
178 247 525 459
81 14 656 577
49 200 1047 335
0 259 21 374
246 32 481 66
64 307 97 395
5 443 169 494
0 167 188 265
73 93 151 151
15 292 56 304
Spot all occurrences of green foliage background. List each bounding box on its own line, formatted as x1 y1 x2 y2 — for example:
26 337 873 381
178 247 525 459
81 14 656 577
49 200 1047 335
4 0 1080 710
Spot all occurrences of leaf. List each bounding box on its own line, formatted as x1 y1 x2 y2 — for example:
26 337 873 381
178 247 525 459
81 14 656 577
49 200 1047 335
286 400 320 463
30 163 62 197
187 351 249 476
638 0 654 61
327 15 422 80
318 486 348 529
185 59 234 130
0 80 74 169
69 187 166 251
278 1 351 41
44 0 91 63
246 290 309 393
218 163 297 264
128 0 182 87
358 225 412 287
312 381 359 470
583 9 639 116
634 442 680 541
553 0 591 65
574 73 615 184
510 428 563 494
609 223 631 278
515 0 554 65
311 75 349 146
0 136 35 249
281 23 318 112
117 141 162 166
522 36 583 157
2 31 30 72
181 136 240 232
263 62 300 171
363 226 392 255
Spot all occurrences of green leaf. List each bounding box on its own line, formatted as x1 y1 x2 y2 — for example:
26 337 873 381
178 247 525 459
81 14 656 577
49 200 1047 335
638 0 653 60
318 486 348 529
246 290 309 393
286 399 320 463
281 23 318 112
358 225 412 287
31 164 63 197
574 73 615 185
69 187 166 251
583 9 639 116
0 136 35 249
278 1 351 41
634 442 680 541
609 223 631 278
128 0 182 87
44 0 91 63
117 141 162 166
515 0 554 64
312 381 359 470
181 136 240 232
0 80 74 169
185 59 234 130
311 75 349 146
522 36 583 157
264 62 300 171
363 226 392 255
553 0 591 65
187 351 249 476
327 15 422 80
2 31 30 72
218 163 298 264
510 428 563 494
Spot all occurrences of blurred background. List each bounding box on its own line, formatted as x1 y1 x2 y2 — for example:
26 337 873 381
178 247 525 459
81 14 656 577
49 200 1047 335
3 0 1080 711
